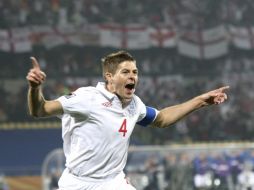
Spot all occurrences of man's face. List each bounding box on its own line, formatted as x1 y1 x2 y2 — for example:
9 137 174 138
107 61 138 103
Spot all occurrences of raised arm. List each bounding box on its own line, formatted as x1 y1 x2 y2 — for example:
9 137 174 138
151 86 229 128
26 57 63 117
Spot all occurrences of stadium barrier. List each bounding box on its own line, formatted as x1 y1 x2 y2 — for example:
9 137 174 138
41 143 254 190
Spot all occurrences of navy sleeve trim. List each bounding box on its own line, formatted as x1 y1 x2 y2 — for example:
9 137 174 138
137 106 156 127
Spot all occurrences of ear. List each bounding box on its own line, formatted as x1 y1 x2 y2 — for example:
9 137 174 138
105 72 113 84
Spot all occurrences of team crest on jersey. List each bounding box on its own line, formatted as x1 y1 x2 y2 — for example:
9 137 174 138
64 92 76 99
126 101 136 116
102 101 112 107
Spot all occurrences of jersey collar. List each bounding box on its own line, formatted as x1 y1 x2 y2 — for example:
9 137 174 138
96 82 115 100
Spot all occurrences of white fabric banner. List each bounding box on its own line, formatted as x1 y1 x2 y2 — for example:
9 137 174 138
69 25 100 46
42 26 72 49
2 24 254 58
0 30 11 52
229 26 254 49
0 28 32 53
126 24 149 49
148 27 176 47
42 33 67 49
99 24 123 48
178 25 228 59
99 23 149 49
10 28 32 53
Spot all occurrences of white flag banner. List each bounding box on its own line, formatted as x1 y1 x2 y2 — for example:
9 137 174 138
69 24 100 46
178 39 201 58
30 25 54 34
29 25 54 44
99 24 122 48
124 24 149 49
99 23 149 49
178 25 228 59
148 27 176 47
229 26 254 49
10 28 32 53
42 34 67 49
42 26 71 49
202 26 228 59
0 30 11 52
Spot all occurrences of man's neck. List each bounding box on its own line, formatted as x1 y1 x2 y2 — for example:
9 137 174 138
115 94 131 108
105 82 114 93
105 83 131 108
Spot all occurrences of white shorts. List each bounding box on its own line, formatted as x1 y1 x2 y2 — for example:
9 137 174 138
58 169 136 190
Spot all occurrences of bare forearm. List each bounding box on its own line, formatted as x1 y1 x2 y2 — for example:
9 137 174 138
151 86 229 128
152 96 205 128
27 57 63 117
28 87 46 117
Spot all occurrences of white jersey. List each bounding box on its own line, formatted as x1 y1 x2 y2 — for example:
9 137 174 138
57 82 158 182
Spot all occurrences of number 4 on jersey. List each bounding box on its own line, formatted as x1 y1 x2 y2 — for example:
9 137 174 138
119 118 127 137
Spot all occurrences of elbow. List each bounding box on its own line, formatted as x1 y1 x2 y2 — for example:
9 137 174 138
28 102 48 118
157 122 172 128
29 109 45 118
152 112 176 128
29 111 40 118
33 113 41 118
152 118 171 128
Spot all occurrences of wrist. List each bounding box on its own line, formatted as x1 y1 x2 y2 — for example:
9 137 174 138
29 85 41 90
193 96 207 107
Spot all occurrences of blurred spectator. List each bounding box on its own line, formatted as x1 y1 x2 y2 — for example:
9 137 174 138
237 161 254 190
0 0 254 28
49 169 61 190
0 173 9 190
193 153 213 190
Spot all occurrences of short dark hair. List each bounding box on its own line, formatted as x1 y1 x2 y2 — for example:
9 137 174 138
101 50 135 77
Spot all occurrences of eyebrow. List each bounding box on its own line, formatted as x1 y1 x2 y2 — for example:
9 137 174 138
121 68 138 72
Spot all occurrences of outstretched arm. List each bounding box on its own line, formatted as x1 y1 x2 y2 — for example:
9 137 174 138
26 57 63 117
151 86 229 128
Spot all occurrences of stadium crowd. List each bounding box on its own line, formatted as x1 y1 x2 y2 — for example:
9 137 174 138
1 1 254 190
126 148 254 190
42 147 254 190
0 0 254 29
0 46 254 144
0 0 254 145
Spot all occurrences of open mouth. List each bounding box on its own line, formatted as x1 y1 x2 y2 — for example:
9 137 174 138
125 83 135 90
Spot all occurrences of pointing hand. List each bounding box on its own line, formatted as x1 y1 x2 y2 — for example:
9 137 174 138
26 57 46 88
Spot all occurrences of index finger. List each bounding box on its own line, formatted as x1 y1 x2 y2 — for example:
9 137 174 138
219 86 230 92
30 57 40 69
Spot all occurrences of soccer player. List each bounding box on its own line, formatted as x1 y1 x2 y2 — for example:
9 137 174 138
26 50 229 190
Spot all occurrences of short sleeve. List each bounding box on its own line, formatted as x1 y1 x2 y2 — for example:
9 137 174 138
57 88 91 117
135 96 159 127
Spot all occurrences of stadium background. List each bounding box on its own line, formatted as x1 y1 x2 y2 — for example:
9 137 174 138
1 0 254 189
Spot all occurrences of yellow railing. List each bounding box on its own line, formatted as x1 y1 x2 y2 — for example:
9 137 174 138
0 122 61 130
